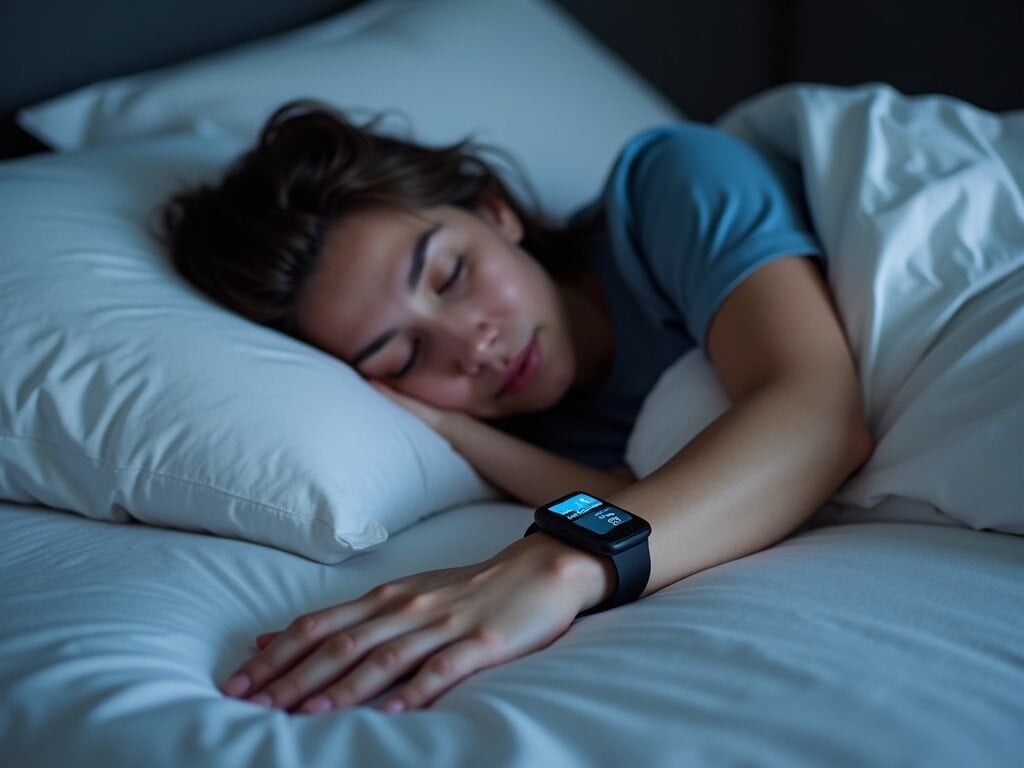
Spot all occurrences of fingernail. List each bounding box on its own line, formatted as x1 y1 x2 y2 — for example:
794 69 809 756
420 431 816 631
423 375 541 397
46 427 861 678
381 698 405 714
222 674 251 697
301 695 333 714
248 693 274 707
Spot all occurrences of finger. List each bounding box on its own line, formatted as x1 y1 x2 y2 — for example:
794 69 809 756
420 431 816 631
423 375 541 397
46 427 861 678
255 632 280 650
249 612 425 711
222 600 376 699
371 382 407 410
298 619 462 715
370 381 419 411
383 630 506 713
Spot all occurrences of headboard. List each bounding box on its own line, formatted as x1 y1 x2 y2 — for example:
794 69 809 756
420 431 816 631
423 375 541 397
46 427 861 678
2 0 1022 159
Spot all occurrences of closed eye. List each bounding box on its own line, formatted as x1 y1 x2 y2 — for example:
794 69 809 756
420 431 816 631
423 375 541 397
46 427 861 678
390 258 462 379
389 337 421 379
438 257 464 293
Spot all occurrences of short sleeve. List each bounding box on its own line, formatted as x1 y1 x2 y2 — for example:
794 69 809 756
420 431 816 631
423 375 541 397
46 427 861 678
604 123 823 350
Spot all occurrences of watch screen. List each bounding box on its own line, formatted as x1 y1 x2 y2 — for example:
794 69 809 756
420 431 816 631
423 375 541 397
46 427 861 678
547 493 633 536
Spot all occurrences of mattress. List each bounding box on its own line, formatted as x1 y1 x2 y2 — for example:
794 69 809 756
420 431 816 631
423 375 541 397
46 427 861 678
2 499 1022 767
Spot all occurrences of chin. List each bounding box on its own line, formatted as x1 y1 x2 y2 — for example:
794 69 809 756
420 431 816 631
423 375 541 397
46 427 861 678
545 360 577 404
510 382 569 417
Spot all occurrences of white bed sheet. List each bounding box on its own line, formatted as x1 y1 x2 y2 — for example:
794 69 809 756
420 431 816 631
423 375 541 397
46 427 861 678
2 500 1022 767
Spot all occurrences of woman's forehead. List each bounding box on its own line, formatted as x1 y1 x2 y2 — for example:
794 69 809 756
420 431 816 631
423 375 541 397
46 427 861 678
294 207 437 358
329 205 427 253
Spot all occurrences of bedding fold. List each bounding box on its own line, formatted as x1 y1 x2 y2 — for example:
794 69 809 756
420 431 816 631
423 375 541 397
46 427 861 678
630 84 1024 533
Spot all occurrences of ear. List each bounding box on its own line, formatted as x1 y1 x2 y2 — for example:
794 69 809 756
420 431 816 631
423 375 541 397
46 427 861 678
475 196 524 244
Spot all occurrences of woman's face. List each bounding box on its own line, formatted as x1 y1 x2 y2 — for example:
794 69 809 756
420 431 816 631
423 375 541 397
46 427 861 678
294 200 579 419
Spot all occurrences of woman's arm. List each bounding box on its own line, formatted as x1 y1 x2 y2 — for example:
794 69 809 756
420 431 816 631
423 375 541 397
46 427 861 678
375 383 633 505
222 256 871 715
610 256 872 596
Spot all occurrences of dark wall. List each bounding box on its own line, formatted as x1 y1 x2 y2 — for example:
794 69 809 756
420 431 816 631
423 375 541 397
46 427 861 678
552 0 1024 121
0 0 351 117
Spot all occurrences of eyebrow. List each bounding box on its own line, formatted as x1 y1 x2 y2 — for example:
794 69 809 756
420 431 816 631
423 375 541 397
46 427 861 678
351 223 442 368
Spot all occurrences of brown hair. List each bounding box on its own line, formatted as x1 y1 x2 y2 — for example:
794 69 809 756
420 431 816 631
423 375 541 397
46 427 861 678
161 100 595 334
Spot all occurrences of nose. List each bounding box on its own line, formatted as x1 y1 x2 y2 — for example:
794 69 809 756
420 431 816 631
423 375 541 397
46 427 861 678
455 320 502 376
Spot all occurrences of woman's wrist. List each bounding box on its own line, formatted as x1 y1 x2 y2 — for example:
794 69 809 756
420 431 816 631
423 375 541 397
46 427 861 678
508 531 617 615
435 408 468 443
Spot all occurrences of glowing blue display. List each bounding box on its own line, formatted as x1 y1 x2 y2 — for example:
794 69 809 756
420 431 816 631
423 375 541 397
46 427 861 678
548 493 633 535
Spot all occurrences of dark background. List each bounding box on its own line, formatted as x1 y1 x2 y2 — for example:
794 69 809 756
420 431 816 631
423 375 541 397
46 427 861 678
556 0 1023 120
2 0 1022 158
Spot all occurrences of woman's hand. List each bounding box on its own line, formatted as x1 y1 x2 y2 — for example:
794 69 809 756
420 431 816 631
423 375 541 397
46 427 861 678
370 380 447 430
221 535 612 714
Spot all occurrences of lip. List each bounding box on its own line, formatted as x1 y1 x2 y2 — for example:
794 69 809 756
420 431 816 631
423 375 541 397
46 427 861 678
497 332 541 398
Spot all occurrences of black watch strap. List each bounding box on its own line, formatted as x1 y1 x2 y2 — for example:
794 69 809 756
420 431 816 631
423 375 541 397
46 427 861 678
524 522 650 615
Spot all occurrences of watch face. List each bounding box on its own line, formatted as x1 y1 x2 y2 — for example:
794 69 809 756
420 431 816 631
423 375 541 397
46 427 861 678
547 493 634 536
538 492 650 555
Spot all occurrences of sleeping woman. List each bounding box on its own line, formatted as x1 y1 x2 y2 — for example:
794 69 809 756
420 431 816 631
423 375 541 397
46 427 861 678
161 100 873 716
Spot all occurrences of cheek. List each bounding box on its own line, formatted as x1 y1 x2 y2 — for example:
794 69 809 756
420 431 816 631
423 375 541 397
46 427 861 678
398 375 477 412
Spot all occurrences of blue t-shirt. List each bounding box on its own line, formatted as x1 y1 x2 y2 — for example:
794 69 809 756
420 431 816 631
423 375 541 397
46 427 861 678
493 123 823 469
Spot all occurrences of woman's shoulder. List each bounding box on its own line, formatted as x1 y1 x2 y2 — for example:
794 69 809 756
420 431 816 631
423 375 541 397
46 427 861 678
618 121 737 158
573 123 757 227
612 122 791 194
601 122 808 238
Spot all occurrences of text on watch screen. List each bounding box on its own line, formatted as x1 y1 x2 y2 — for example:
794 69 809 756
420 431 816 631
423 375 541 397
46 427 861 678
547 493 633 535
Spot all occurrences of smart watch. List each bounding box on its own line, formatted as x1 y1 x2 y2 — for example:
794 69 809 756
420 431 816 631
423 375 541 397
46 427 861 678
524 491 651 614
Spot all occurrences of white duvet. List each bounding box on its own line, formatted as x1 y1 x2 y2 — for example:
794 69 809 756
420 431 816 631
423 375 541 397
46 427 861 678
629 84 1024 534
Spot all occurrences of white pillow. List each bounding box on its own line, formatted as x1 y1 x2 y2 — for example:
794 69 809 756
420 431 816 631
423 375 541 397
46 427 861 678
0 134 498 563
16 0 682 220
2 0 682 563
625 351 730 479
